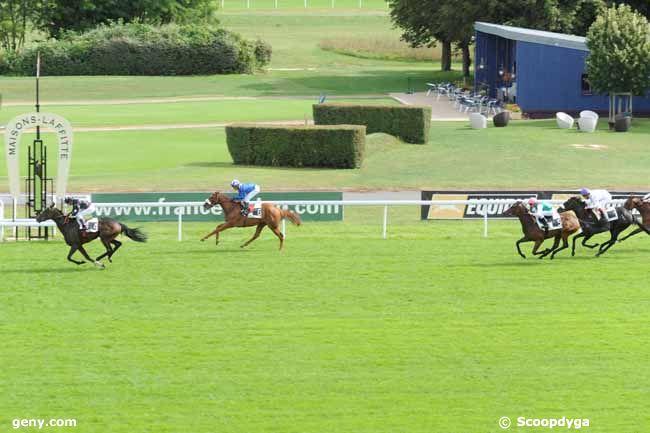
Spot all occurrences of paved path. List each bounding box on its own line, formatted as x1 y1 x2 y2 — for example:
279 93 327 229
389 92 470 121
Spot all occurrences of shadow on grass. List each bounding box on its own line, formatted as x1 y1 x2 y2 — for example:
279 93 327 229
2 267 92 274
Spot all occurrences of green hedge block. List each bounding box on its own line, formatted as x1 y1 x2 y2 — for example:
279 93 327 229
226 124 366 169
3 23 270 76
313 103 431 144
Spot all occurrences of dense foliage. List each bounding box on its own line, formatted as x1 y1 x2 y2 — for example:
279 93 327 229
313 103 431 144
226 124 366 169
586 4 650 96
388 0 648 75
0 22 271 75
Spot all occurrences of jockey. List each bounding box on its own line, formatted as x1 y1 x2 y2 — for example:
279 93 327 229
64 196 95 231
580 188 611 221
527 197 554 231
231 179 260 216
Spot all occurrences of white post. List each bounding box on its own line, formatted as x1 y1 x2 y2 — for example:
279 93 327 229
13 197 17 240
178 210 183 242
221 0 224 8
304 0 307 7
331 0 334 7
382 205 388 239
282 218 286 237
483 211 488 238
247 0 250 8
275 0 278 7
359 0 362 7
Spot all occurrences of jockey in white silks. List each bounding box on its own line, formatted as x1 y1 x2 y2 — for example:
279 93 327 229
527 197 555 231
580 188 612 221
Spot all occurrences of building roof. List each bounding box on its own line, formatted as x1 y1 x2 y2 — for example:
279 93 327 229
475 22 588 52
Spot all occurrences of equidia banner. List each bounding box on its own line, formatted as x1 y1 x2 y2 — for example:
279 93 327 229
420 190 649 220
92 192 343 222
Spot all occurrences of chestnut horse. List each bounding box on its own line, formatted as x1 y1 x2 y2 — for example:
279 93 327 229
503 201 580 259
619 196 650 243
201 192 301 250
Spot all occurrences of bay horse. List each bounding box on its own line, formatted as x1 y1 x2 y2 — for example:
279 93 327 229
36 205 147 268
503 201 580 259
560 196 646 257
619 196 650 243
201 192 301 250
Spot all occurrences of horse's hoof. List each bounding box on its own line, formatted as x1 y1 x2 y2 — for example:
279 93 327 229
94 261 105 268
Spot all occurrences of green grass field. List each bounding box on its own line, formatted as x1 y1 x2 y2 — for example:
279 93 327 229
3 212 650 433
1 120 648 192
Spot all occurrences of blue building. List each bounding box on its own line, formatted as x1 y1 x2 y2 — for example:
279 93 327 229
474 22 650 118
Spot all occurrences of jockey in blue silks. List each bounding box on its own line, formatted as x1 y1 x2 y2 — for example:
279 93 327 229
231 179 260 216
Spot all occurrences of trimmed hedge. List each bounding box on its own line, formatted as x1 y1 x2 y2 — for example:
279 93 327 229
313 103 432 144
3 22 271 76
226 124 366 168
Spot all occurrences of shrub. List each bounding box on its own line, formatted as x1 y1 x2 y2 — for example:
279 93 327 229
313 103 431 144
226 124 366 169
5 22 271 76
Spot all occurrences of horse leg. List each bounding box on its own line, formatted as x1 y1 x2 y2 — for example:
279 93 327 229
551 236 570 260
200 223 231 244
109 239 122 261
571 232 585 256
67 246 85 265
270 226 285 250
96 238 113 262
531 239 546 257
78 244 104 268
540 235 560 259
618 227 643 243
241 224 265 249
515 237 528 259
582 235 599 249
597 230 620 257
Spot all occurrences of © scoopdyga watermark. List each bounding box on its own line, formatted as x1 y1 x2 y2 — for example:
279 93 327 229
499 416 590 429
12 418 77 430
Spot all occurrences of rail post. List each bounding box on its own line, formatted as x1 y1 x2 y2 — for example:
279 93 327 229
483 210 488 238
177 208 183 242
382 205 388 239
0 200 4 242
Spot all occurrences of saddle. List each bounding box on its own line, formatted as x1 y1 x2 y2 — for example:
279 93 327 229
604 207 618 222
80 218 100 235
247 203 263 219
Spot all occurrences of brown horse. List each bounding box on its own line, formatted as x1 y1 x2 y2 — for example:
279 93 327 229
201 192 301 250
503 201 580 259
619 196 650 243
36 205 147 267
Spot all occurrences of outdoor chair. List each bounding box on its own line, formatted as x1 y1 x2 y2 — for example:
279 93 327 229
556 112 574 129
578 116 597 133
469 112 487 129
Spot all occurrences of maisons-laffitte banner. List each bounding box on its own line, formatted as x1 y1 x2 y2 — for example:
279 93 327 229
4 112 73 200
420 190 649 220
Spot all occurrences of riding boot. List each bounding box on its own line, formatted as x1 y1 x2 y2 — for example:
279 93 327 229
240 202 249 216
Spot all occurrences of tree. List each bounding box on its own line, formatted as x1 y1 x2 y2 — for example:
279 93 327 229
37 0 219 38
586 4 650 119
0 0 43 52
388 0 454 71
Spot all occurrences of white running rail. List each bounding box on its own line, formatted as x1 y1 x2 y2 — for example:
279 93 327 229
0 199 627 242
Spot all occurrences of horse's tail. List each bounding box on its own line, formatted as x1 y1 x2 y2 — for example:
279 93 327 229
281 209 302 226
120 224 148 242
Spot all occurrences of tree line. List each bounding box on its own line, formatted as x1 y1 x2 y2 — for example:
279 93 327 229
0 0 217 53
388 0 650 77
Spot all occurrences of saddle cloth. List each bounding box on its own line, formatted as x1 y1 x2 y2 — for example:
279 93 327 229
604 207 618 222
536 211 562 231
247 203 263 219
85 218 100 233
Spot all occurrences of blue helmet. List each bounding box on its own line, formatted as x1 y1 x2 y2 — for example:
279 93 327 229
231 179 241 188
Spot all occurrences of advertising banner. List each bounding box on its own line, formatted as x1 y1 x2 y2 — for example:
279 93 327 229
421 190 648 220
92 192 343 222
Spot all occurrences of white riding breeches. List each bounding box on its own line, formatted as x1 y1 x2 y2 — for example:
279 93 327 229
243 186 260 203
75 205 96 227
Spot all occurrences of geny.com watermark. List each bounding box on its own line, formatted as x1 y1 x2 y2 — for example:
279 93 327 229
12 418 77 430
499 416 590 429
